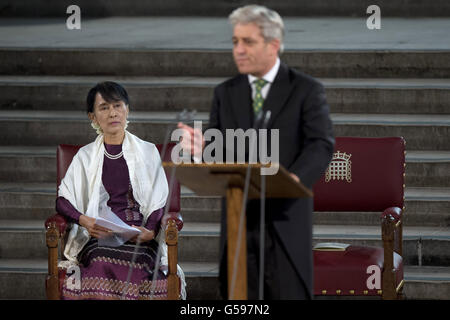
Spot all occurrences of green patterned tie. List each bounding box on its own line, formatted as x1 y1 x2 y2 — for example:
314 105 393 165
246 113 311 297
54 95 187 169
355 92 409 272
253 78 268 114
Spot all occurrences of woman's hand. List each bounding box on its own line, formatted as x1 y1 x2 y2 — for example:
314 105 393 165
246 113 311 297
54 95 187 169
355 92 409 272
130 226 156 243
79 215 112 239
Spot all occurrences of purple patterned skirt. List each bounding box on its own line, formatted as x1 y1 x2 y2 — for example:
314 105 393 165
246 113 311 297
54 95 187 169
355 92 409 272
61 238 168 300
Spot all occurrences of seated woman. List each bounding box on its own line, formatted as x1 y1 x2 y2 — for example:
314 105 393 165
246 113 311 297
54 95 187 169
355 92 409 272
56 81 185 300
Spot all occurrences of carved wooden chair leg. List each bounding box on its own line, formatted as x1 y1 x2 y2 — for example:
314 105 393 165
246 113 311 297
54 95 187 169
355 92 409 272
382 218 397 300
395 219 404 300
46 223 60 300
166 219 179 300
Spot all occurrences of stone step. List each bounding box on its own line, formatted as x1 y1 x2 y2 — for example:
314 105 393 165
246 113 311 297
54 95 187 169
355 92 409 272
401 266 450 300
406 151 450 187
0 259 448 300
3 220 448 266
331 114 450 151
1 76 449 114
0 182 448 227
0 220 48 259
1 48 449 78
0 183 56 220
0 147 56 183
1 145 448 187
1 111 450 150
3 1 450 17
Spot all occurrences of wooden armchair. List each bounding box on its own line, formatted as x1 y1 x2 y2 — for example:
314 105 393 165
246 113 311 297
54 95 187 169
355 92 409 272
313 137 405 299
45 143 183 300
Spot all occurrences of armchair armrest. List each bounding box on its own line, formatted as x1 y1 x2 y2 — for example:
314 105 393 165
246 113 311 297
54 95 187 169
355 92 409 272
381 206 402 223
45 213 69 236
162 212 183 232
381 206 403 256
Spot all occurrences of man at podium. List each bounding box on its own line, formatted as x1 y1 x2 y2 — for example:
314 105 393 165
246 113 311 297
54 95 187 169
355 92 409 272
178 5 334 299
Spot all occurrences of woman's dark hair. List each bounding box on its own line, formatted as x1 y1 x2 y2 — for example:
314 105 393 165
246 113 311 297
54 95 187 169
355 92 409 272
86 81 130 114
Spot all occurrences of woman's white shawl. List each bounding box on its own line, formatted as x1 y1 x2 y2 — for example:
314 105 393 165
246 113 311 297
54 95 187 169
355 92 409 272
57 130 186 299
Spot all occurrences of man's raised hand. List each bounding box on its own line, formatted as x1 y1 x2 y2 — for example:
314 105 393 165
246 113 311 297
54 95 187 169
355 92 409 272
177 122 204 159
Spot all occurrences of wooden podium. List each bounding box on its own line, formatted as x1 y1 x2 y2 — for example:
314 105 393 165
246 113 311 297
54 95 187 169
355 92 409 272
163 162 312 299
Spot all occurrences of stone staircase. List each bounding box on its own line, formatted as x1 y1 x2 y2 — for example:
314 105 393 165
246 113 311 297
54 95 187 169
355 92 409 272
1 0 450 17
0 12 449 300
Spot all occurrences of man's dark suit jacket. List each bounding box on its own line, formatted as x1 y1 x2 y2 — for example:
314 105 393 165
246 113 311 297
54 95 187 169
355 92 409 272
207 62 335 298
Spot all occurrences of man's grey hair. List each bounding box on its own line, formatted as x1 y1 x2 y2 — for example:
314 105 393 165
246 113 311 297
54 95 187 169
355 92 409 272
229 5 285 53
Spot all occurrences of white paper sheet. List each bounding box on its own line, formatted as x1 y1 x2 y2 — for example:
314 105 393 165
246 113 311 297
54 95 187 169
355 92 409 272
96 182 141 247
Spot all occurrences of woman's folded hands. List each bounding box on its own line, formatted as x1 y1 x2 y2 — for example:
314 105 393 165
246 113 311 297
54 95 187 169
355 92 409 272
78 215 155 243
79 215 112 239
130 226 156 243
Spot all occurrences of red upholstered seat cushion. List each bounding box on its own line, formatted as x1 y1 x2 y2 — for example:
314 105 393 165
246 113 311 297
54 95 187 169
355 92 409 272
314 245 403 296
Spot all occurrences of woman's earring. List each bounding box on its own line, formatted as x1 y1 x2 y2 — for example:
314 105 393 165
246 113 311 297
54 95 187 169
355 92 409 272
91 121 103 135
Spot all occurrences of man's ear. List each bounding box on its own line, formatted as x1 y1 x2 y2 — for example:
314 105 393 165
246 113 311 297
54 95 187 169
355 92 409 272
269 39 281 56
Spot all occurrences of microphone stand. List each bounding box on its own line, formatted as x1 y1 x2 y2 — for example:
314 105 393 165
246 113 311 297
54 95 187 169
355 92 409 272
228 110 265 300
258 111 271 300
